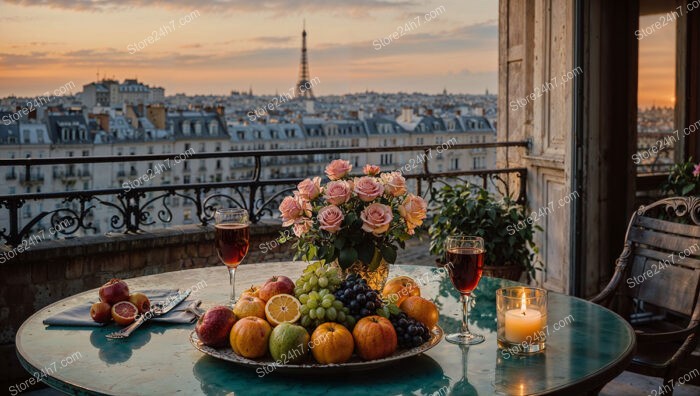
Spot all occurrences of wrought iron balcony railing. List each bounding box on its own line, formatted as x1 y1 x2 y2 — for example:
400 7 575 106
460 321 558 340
0 142 528 246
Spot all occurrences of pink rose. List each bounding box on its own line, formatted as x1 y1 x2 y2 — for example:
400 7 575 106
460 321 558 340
363 164 381 176
360 203 394 235
297 177 322 200
324 180 352 205
318 205 344 233
325 159 352 180
399 194 427 235
381 171 407 197
694 163 700 177
354 176 385 202
279 194 312 227
293 218 313 237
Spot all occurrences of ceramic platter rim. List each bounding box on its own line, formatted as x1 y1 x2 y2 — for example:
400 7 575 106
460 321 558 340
189 325 443 374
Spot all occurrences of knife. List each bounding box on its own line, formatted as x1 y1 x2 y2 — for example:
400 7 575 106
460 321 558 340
106 289 192 339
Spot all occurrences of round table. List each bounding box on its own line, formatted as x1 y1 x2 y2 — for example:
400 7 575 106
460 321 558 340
16 262 635 395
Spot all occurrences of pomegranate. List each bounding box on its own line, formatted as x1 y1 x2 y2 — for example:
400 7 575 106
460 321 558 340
128 293 151 314
90 302 112 323
99 279 130 305
196 306 237 347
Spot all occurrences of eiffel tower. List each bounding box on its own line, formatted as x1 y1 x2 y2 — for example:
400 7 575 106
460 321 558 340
295 20 315 99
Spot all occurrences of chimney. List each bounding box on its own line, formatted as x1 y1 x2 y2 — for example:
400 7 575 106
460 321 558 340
88 113 110 131
147 104 166 129
456 109 461 116
216 105 225 116
426 109 434 116
401 107 413 123
350 110 359 119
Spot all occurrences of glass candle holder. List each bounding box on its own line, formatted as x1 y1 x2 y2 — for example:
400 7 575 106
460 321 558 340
496 287 547 354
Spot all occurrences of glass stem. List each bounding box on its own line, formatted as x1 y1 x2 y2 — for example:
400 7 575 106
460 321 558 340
228 267 237 307
461 293 471 335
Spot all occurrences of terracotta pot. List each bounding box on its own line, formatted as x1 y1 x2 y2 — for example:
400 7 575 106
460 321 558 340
482 264 523 281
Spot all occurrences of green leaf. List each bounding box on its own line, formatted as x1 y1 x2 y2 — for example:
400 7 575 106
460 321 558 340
357 245 374 264
338 247 358 269
365 247 382 270
682 183 695 196
344 212 357 226
380 245 397 264
317 245 327 260
334 238 346 250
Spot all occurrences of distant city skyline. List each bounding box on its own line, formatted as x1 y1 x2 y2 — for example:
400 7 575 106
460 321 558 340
0 0 498 97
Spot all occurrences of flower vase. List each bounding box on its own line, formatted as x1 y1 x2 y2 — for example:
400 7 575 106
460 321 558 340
333 255 390 291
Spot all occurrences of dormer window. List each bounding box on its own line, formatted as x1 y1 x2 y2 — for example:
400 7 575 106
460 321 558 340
194 121 202 135
209 122 218 135
182 121 191 135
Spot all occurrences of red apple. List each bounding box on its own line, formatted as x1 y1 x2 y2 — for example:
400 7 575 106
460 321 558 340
258 276 295 302
90 302 112 323
196 306 237 347
99 279 130 305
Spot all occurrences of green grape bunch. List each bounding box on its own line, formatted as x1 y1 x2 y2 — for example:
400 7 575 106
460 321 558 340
294 262 356 330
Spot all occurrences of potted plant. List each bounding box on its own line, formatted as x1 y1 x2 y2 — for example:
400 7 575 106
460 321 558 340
278 159 428 289
428 183 540 281
661 158 700 197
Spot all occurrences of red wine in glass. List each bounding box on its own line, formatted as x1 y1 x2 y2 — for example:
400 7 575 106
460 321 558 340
215 208 250 307
445 235 485 345
446 247 484 293
215 223 250 268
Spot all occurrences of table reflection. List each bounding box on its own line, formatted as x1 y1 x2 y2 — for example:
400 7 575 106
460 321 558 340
449 345 478 395
494 347 547 394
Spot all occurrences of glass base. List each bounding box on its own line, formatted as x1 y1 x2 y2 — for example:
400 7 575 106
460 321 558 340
446 332 485 345
498 338 546 354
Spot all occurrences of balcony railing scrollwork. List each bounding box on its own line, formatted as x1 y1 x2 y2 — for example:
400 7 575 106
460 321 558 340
0 142 528 246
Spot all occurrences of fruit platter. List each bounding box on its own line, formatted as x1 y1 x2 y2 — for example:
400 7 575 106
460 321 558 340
190 261 444 373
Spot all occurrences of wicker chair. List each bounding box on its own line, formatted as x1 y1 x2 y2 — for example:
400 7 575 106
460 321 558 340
591 197 700 395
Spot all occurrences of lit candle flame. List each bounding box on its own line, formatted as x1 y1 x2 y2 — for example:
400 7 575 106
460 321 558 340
520 293 527 316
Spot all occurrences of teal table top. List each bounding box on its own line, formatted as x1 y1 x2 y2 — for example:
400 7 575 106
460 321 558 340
16 262 635 395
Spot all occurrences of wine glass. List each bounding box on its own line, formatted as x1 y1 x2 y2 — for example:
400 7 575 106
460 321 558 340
215 208 250 307
445 235 485 345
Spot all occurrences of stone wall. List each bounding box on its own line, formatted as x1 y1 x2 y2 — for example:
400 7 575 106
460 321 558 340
0 222 293 390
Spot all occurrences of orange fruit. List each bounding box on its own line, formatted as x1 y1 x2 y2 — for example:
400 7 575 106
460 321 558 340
399 296 439 329
230 317 272 358
233 296 266 320
382 276 421 306
264 294 301 326
352 316 397 360
111 301 138 326
241 285 261 298
311 322 354 364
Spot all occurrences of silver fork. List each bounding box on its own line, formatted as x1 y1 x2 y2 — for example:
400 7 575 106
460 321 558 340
106 302 166 339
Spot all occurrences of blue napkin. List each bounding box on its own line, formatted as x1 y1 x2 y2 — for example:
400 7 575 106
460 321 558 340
43 289 198 327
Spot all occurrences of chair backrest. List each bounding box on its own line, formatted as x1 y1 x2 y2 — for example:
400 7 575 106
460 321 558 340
622 197 700 318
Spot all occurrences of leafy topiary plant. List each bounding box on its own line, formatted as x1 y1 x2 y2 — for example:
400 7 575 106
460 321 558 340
428 183 541 279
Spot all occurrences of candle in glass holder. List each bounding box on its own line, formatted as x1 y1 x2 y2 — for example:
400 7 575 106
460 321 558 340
504 294 544 343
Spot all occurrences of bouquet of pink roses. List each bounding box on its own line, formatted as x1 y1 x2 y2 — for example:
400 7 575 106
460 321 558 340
278 159 428 270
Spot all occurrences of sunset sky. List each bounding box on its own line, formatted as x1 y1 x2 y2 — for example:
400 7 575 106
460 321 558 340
0 0 498 97
637 14 677 108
